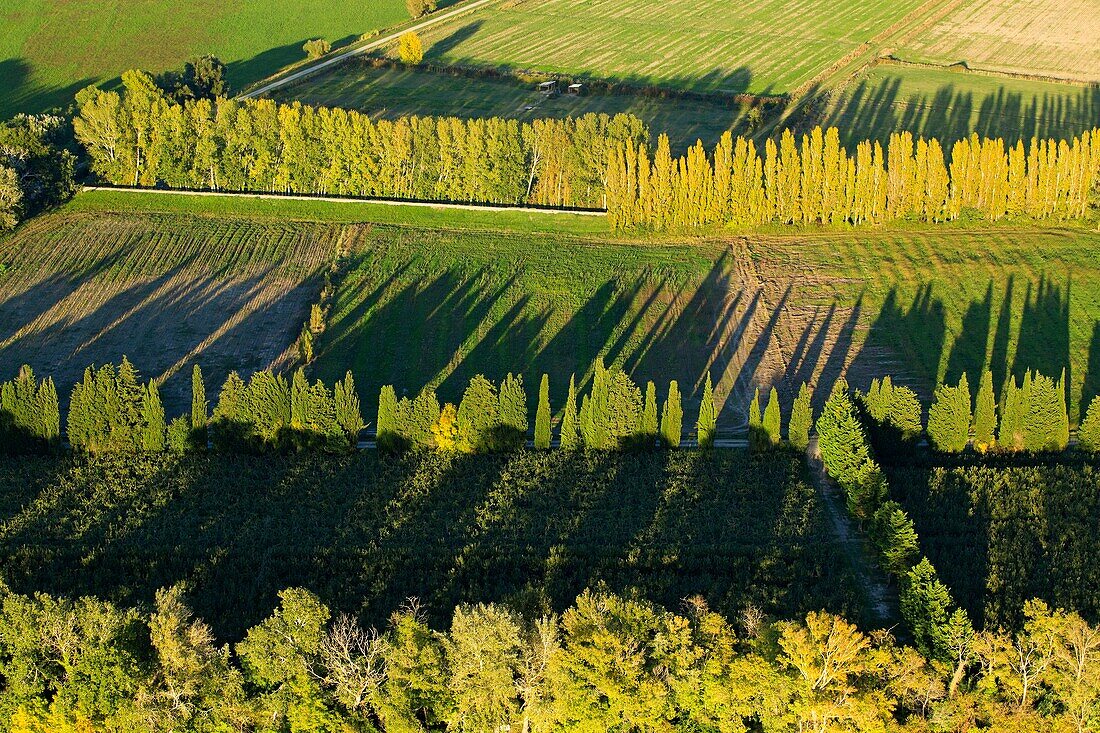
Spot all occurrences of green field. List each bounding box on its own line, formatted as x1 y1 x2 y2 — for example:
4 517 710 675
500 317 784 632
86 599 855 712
7 192 1100 428
404 0 924 96
0 0 408 118
824 62 1100 147
271 60 756 150
0 450 860 638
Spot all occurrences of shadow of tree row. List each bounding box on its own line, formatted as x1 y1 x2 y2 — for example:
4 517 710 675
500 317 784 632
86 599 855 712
0 450 858 640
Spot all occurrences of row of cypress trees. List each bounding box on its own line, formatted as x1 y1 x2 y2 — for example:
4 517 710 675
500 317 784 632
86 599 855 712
375 360 719 453
74 70 647 209
606 126 1100 230
7 359 363 455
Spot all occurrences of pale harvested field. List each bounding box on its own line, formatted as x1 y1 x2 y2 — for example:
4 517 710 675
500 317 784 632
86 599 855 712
892 0 1100 82
408 0 925 95
0 211 337 413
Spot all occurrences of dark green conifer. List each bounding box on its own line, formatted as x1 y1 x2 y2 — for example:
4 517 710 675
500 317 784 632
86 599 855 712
788 382 813 450
660 380 682 448
696 373 717 449
534 374 551 450
560 375 579 451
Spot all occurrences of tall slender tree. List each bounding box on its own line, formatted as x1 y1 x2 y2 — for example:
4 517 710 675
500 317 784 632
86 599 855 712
534 374 551 450
660 380 682 449
696 374 717 449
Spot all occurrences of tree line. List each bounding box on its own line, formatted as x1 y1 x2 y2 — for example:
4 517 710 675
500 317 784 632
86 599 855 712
606 126 1100 230
73 70 648 209
0 580 1096 732
4 357 1100 458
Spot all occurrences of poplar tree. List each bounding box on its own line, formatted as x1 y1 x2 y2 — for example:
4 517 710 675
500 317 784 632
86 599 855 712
534 374 551 450
972 370 997 449
788 383 813 451
660 380 682 449
559 375 579 451
763 387 781 446
639 381 658 448
696 374 717 449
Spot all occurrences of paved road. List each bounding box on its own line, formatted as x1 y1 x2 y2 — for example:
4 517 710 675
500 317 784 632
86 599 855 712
240 0 498 100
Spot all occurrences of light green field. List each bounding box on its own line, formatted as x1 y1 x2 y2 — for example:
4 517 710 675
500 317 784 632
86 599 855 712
0 0 408 118
824 63 1100 147
271 61 756 150
405 0 925 96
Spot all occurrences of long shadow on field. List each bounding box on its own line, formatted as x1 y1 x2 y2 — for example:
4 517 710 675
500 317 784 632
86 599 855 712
943 281 994 387
1012 274 1070 389
847 287 940 399
0 450 859 639
823 72 1100 148
1080 322 1100 414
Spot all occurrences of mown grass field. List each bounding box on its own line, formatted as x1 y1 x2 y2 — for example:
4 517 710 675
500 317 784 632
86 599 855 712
888 0 1100 82
0 451 861 639
0 0 408 118
7 192 1100 428
404 0 925 96
823 63 1100 147
271 61 755 151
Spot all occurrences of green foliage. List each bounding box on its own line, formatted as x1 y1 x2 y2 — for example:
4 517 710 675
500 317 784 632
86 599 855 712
458 375 501 453
166 416 191 454
996 370 1069 452
534 374 552 450
303 38 332 60
762 386 781 447
890 462 1100 629
67 358 155 455
191 364 207 450
579 359 643 450
377 385 400 452
141 382 166 452
1078 395 1100 451
696 373 717 449
816 387 870 491
788 382 812 451
497 373 528 450
972 369 997 449
334 371 365 447
869 500 919 576
559 375 579 451
900 558 962 661
406 0 436 17
639 381 658 448
0 366 59 454
659 380 682 448
747 386 764 450
859 376 922 456
926 374 971 453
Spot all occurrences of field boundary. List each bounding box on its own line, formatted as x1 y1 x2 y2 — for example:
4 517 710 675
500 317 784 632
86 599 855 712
877 56 1100 89
79 186 608 217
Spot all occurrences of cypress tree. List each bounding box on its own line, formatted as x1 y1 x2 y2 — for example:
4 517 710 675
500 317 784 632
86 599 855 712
408 390 442 448
38 378 59 450
534 374 551 450
334 371 364 447
291 369 309 427
998 376 1021 450
141 382 166 452
639 380 658 448
696 373 717 449
191 364 207 432
497 373 527 450
377 385 399 452
660 380 682 448
457 375 500 453
788 382 813 451
972 369 997 449
871 500 919 576
559 374 579 451
816 387 870 491
926 375 970 453
747 387 763 450
116 357 145 451
1078 396 1100 451
763 386 781 446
